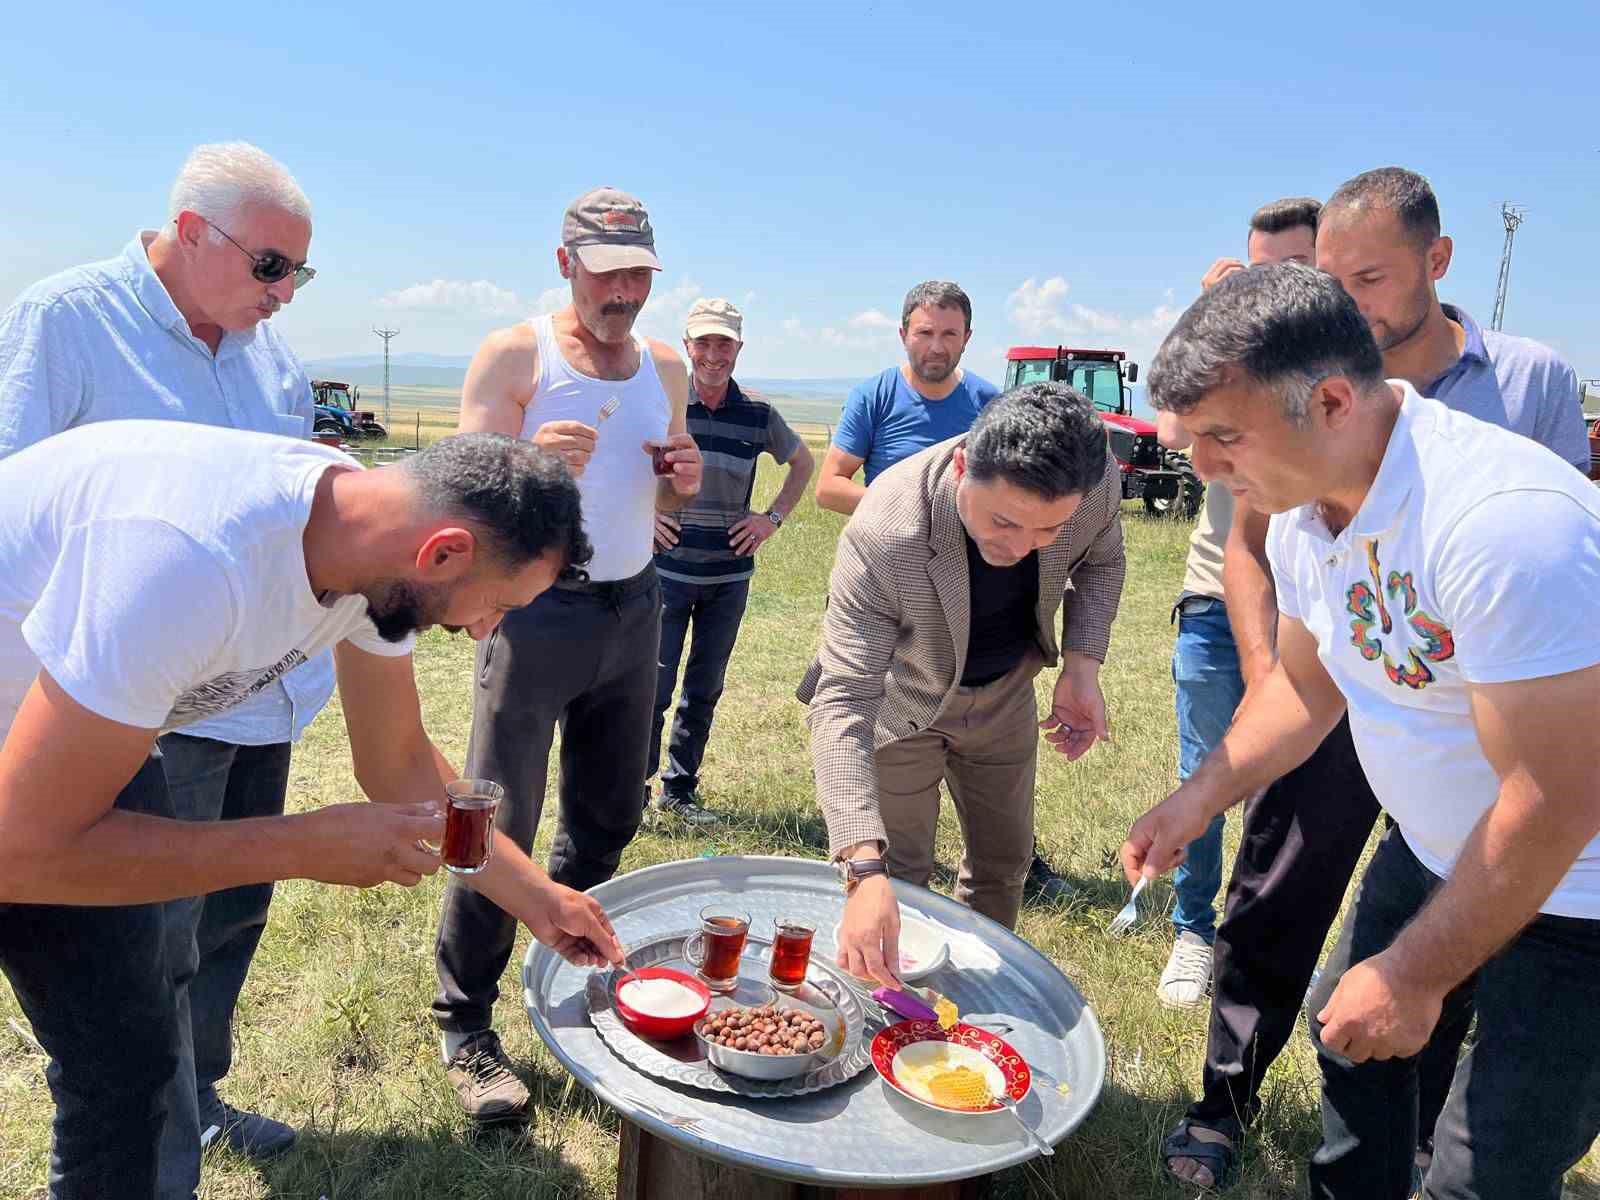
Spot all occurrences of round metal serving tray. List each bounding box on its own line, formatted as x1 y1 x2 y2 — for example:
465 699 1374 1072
524 856 1107 1189
586 929 870 1098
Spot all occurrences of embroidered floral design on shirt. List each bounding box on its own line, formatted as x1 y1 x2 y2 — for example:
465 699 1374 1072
1345 538 1455 690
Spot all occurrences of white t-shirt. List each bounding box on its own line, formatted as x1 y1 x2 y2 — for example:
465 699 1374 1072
1268 385 1600 918
0 420 412 738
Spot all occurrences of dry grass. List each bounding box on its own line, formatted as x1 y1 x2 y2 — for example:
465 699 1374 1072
2 452 1595 1198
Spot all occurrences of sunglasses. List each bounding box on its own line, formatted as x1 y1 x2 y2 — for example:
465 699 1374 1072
207 221 316 289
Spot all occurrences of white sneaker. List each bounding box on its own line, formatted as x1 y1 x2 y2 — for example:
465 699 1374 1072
1158 931 1214 1009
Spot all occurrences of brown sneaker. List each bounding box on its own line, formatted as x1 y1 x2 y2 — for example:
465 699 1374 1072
444 1030 529 1123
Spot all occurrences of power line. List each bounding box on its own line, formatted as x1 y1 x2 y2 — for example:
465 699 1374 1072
371 324 400 428
1490 203 1526 332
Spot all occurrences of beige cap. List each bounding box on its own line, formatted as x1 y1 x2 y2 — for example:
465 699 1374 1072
561 186 661 272
684 297 743 341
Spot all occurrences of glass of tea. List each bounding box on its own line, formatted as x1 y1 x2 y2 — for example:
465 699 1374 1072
768 916 816 992
648 442 675 477
442 778 503 875
684 906 750 993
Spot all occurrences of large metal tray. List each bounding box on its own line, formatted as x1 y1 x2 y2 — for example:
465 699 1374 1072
585 929 871 1098
523 855 1106 1189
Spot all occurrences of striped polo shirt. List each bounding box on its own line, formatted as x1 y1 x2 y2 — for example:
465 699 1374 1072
655 378 802 585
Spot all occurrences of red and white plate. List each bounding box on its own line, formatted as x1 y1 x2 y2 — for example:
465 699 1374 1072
870 1020 1032 1116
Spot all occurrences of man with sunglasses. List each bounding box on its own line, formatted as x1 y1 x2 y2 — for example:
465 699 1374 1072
0 141 327 1197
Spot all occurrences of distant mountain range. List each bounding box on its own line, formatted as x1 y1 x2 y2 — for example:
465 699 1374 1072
306 352 473 370
302 354 867 401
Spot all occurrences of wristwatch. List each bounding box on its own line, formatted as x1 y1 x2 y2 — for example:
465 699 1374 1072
837 857 887 895
765 508 784 528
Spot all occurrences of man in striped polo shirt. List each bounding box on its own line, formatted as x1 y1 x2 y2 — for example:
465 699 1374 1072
649 299 815 824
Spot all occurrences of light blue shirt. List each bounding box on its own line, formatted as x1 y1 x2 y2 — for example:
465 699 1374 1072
1430 304 1587 472
0 231 335 744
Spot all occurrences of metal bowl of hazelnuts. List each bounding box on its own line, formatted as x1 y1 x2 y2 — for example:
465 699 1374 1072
693 1000 839 1081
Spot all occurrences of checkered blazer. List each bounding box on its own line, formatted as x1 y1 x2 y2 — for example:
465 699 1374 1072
797 436 1126 856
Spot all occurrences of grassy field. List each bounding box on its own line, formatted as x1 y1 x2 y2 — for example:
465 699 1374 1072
2 449 1596 1198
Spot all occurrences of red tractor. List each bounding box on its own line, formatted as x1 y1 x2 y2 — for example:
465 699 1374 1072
1003 345 1203 518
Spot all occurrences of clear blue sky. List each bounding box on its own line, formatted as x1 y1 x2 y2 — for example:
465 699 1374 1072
5 1 1596 383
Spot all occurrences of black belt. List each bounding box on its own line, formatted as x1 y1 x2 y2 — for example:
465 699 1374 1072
1171 592 1224 624
552 562 656 602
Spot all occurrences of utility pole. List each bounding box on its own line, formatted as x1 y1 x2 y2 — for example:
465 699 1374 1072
1490 203 1526 332
372 324 398 428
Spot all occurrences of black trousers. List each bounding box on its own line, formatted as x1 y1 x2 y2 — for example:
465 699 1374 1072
1189 718 1466 1154
649 574 751 800
155 734 292 1199
1309 829 1600 1200
432 566 661 1034
0 755 179 1200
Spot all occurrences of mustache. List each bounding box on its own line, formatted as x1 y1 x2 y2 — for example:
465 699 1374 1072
601 301 642 318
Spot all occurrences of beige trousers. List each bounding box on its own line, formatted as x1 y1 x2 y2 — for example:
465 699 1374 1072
873 648 1043 929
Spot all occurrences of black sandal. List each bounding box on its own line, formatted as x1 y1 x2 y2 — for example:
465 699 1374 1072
1161 1117 1241 1192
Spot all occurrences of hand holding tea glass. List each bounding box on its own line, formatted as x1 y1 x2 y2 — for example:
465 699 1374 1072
435 778 623 969
642 433 702 496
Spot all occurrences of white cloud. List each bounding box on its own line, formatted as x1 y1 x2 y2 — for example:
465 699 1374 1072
848 308 897 331
377 278 527 317
1005 276 1181 364
530 286 567 316
636 276 704 343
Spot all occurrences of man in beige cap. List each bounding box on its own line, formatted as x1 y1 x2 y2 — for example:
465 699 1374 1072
649 299 814 824
432 186 702 1122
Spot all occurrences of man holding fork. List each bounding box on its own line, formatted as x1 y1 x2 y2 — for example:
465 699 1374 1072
431 186 702 1123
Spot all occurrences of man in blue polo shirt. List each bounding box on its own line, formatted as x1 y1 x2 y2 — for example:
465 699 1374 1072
814 280 999 514
649 299 814 824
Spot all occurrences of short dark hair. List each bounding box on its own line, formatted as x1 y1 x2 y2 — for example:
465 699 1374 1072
1323 167 1441 249
1249 196 1322 237
963 382 1108 500
1148 262 1383 424
901 281 972 332
402 433 593 573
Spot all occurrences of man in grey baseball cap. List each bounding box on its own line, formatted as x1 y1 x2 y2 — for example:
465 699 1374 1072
561 187 662 273
432 184 702 1123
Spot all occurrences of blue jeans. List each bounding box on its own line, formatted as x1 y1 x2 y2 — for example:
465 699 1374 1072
1171 597 1245 942
1308 828 1600 1199
155 735 291 1200
0 754 180 1200
649 575 751 800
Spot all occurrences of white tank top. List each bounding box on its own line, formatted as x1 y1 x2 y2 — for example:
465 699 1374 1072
520 314 670 580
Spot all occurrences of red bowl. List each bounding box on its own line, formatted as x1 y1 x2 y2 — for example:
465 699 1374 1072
613 967 711 1040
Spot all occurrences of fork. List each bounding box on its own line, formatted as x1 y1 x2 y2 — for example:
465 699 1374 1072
596 394 620 423
995 1092 1055 1157
613 1088 702 1133
1106 876 1149 937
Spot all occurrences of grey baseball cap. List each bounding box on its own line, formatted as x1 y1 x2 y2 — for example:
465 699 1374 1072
684 297 743 341
561 186 661 272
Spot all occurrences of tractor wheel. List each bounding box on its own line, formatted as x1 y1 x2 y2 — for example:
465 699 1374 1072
1144 464 1205 519
313 419 344 437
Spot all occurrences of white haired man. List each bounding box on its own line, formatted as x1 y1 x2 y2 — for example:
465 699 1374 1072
0 142 328 1195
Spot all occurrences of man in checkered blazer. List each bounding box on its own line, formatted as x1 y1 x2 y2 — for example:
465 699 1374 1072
798 382 1126 987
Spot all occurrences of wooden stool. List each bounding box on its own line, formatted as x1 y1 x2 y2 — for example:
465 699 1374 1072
618 1120 992 1200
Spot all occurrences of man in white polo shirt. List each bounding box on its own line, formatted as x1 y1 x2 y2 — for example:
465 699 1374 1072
1123 263 1600 1200
0 141 332 1187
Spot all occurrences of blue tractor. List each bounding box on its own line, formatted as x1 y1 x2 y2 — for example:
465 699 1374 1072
311 380 387 441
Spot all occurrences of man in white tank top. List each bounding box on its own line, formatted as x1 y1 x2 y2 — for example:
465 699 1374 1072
432 187 701 1123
